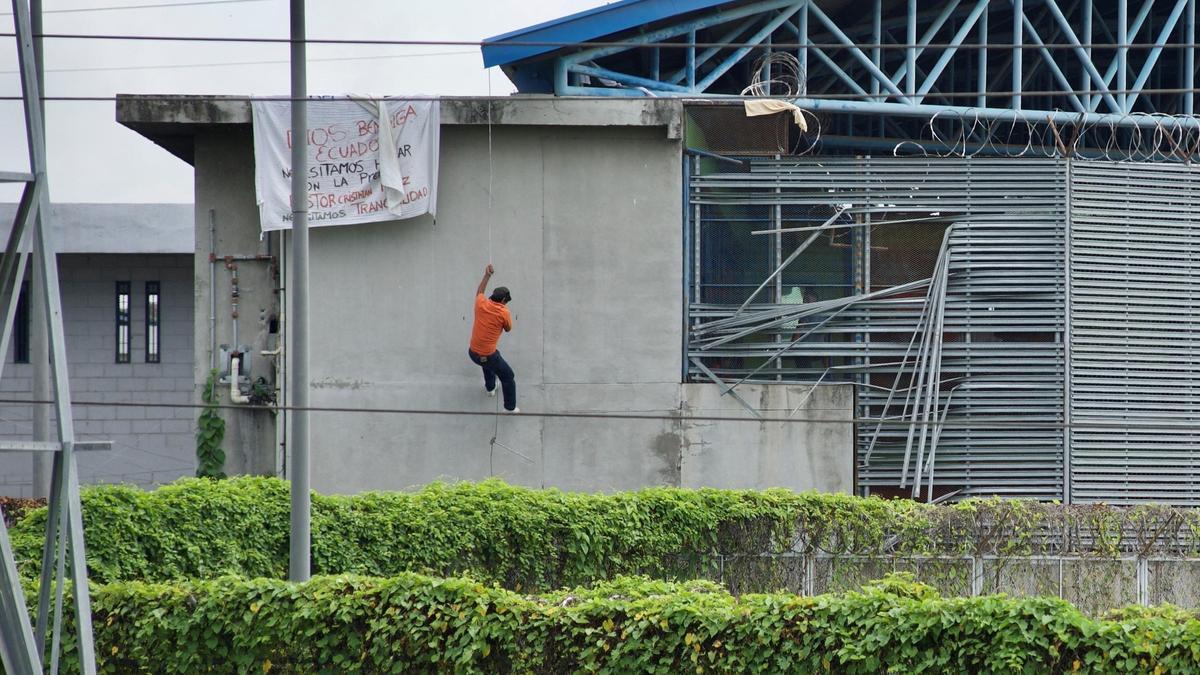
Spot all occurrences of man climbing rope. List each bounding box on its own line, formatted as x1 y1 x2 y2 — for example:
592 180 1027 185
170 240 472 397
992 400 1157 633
468 264 518 412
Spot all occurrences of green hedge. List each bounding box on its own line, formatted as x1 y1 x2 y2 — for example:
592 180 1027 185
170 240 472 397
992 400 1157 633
8 476 914 587
13 477 1200 591
46 573 1200 673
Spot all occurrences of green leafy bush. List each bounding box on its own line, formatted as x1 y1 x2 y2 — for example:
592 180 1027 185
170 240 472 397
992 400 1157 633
45 573 1200 673
9 477 817 587
12 477 1200 591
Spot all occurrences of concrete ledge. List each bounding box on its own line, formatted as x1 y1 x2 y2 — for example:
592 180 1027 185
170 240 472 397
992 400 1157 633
117 95 684 164
680 383 854 493
439 98 682 138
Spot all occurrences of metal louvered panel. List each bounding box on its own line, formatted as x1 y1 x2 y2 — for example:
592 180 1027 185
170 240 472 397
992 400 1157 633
858 213 1066 500
688 156 1200 503
1069 162 1200 505
688 156 1068 500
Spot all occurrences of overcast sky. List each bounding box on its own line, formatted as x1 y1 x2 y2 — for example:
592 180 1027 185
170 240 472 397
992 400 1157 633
0 0 600 203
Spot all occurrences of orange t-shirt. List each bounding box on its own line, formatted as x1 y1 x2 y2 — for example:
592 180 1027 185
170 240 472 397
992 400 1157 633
469 293 512 356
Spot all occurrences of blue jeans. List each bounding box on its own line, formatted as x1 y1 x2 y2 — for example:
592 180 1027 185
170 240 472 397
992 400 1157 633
469 349 517 411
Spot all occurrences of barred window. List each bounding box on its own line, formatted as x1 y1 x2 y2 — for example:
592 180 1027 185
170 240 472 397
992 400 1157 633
145 281 160 363
115 281 130 363
12 281 28 364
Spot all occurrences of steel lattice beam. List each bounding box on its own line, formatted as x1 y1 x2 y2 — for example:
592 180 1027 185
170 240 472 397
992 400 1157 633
0 0 104 673
505 0 1200 134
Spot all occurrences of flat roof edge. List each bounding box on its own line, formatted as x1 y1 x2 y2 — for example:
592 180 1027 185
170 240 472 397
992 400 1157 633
117 96 685 138
117 94 252 126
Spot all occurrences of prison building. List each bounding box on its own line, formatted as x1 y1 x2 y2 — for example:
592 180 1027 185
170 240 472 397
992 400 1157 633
123 0 1200 503
479 0 1200 505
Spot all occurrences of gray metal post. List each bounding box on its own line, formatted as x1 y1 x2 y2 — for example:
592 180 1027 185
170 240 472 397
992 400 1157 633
31 255 50 497
799 1 809 95
977 2 987 109
1187 0 1195 115
0 505 40 675
1063 159 1073 504
30 0 49 499
34 450 60 655
35 180 96 675
1082 0 1092 110
289 0 311 583
906 0 916 99
1118 0 1128 112
1013 0 1022 109
11 0 95 668
871 0 880 99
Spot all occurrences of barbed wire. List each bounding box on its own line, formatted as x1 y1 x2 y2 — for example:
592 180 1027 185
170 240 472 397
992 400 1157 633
741 52 806 98
890 109 1200 160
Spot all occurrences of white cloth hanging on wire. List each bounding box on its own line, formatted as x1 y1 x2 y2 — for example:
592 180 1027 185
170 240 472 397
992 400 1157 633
743 99 809 131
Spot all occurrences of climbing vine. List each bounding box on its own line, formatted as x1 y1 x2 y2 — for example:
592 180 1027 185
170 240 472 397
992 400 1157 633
195 369 226 479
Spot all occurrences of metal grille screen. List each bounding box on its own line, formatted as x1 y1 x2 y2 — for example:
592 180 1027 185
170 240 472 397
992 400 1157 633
1069 163 1200 504
688 155 1200 503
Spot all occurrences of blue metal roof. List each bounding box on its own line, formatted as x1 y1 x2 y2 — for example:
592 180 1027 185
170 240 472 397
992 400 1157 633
481 0 738 68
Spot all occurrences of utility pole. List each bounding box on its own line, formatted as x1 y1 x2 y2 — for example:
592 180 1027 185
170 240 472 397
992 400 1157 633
288 0 311 582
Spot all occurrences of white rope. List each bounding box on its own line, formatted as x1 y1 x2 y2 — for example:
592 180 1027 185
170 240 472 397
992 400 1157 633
485 66 501 467
487 67 494 264
481 68 532 470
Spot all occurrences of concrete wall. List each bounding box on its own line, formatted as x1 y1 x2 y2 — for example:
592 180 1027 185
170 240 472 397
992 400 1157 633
680 384 853 493
193 126 278 476
0 253 195 495
301 123 688 493
175 98 854 495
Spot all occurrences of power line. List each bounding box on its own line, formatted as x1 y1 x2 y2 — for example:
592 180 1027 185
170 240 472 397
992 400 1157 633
0 0 271 16
0 50 476 76
7 32 1200 51
12 87 1200 103
1 396 1199 430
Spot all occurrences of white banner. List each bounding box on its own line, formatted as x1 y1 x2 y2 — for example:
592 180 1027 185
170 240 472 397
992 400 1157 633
251 98 439 231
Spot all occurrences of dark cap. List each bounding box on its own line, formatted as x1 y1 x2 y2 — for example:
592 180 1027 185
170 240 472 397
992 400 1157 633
489 287 512 303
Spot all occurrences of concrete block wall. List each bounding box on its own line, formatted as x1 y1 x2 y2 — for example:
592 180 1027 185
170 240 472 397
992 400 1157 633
0 253 195 496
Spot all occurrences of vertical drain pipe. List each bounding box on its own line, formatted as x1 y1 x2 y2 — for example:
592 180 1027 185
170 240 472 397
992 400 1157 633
230 263 240 349
209 209 217 371
276 231 287 476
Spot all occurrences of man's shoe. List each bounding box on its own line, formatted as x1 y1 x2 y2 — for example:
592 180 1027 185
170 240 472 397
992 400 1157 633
486 387 496 397
506 407 520 414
